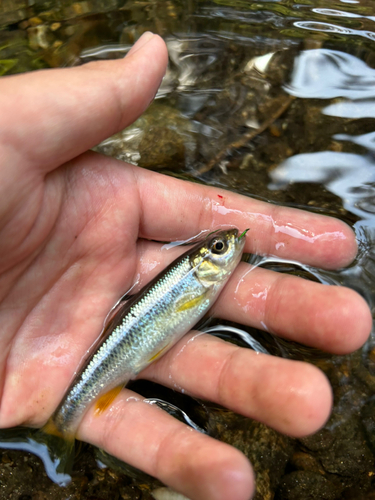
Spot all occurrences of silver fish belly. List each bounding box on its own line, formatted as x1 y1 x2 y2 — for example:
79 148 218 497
51 228 247 437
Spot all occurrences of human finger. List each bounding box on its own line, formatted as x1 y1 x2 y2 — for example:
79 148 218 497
78 388 255 500
141 333 333 438
212 263 372 355
133 167 357 269
0 32 168 176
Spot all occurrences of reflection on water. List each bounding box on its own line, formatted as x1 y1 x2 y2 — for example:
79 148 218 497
285 49 375 100
269 46 375 323
1 0 375 498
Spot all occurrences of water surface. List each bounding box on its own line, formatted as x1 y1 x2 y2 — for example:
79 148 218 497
1 1 375 499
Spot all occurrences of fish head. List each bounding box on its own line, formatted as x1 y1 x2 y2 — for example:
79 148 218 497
190 227 248 285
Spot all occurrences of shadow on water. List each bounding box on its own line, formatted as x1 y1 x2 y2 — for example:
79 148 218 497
1 0 375 499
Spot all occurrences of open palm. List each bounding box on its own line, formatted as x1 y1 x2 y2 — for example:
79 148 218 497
0 33 371 500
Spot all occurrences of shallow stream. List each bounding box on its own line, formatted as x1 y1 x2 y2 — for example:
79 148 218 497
1 1 375 499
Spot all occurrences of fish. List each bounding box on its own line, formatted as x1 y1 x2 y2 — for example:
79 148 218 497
13 227 248 484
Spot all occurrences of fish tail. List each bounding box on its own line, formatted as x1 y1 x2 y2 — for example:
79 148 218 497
40 418 76 484
0 420 76 486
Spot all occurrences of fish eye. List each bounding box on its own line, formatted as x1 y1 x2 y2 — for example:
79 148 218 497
211 238 227 254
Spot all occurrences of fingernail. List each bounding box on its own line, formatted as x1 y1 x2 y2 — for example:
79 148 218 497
126 32 154 57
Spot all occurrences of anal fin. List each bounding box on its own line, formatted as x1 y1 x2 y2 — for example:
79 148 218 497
148 343 171 363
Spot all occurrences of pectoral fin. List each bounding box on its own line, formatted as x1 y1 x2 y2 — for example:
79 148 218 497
94 385 124 416
176 292 207 312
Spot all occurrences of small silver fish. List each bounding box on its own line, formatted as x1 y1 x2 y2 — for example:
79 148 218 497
45 227 248 443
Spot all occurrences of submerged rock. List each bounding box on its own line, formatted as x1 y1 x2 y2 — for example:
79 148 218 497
208 409 294 500
277 471 340 500
95 103 196 171
151 487 191 500
361 397 375 456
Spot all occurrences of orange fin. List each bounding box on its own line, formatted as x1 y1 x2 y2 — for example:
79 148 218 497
176 292 207 312
94 385 123 416
148 343 170 363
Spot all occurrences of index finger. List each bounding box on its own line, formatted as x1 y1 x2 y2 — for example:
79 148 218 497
133 166 357 269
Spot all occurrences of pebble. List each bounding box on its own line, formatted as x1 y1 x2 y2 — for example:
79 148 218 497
151 487 191 500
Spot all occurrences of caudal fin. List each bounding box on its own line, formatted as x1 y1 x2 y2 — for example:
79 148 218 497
0 422 75 486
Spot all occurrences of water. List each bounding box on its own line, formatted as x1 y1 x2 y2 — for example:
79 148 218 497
1 0 375 498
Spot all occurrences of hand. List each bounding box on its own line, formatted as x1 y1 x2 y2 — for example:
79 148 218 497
0 32 371 500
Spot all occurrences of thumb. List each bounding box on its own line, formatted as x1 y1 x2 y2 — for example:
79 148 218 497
0 32 168 176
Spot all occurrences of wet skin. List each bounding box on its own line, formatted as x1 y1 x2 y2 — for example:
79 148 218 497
0 32 372 500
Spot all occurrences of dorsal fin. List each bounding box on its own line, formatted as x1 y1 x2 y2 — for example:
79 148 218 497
98 294 134 342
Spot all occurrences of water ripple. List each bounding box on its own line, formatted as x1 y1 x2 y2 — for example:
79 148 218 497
294 20 375 41
313 8 361 18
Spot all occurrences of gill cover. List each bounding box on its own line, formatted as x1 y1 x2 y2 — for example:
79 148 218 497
191 228 245 283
